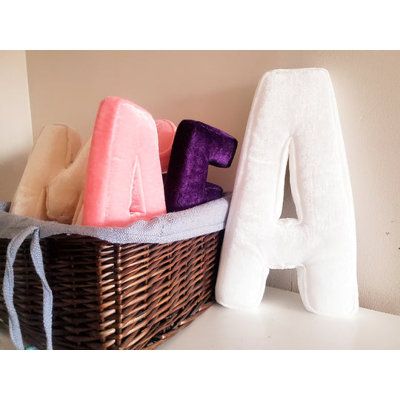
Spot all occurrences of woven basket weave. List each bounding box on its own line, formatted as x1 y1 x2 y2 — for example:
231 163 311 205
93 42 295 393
0 231 222 349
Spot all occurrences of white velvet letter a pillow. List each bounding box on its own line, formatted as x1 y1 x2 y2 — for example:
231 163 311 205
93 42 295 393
216 68 358 316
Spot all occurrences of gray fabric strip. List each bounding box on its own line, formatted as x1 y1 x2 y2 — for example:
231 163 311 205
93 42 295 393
30 229 53 350
2 226 53 350
2 227 31 349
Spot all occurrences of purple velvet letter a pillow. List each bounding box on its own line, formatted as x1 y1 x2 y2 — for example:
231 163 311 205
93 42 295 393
165 120 238 212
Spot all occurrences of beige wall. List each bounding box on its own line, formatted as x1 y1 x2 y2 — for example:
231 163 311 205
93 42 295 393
0 51 32 200
20 51 400 315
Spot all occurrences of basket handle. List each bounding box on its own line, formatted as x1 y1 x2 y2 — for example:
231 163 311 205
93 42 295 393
2 226 53 350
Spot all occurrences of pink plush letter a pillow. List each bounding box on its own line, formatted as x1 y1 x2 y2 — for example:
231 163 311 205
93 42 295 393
46 115 175 225
216 69 358 317
83 97 167 227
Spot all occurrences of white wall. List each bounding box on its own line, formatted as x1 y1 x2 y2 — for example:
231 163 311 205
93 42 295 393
2 51 399 315
0 51 32 201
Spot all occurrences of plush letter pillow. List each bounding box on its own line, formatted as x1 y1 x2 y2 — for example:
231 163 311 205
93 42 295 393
46 138 91 224
216 68 358 317
83 97 167 227
10 124 81 220
46 117 176 225
165 120 238 212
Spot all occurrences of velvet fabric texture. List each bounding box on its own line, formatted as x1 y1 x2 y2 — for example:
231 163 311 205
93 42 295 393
83 97 166 227
165 120 238 212
216 69 358 317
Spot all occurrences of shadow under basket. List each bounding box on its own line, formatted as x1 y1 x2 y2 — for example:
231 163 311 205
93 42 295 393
0 231 223 349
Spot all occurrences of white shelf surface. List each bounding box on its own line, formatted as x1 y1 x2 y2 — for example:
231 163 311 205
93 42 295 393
159 287 400 350
1 288 399 350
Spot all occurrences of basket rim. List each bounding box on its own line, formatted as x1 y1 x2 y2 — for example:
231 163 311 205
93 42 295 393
0 195 230 245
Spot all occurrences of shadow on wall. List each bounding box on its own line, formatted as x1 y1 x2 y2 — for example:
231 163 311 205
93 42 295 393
0 150 29 201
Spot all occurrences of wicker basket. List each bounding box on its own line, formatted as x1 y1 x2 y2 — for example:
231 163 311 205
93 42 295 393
0 230 223 350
